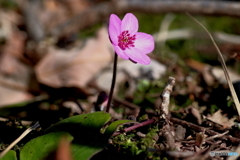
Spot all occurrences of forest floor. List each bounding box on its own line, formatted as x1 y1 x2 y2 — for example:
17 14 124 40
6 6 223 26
0 1 240 160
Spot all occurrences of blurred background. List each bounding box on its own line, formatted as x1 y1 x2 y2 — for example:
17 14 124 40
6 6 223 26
0 0 240 125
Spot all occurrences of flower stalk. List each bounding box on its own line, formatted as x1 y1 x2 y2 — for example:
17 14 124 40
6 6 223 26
106 53 118 113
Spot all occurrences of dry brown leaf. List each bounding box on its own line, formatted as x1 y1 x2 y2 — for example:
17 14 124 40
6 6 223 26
207 109 235 128
35 27 112 89
0 85 32 106
186 59 215 86
0 9 36 106
211 67 240 84
0 30 37 106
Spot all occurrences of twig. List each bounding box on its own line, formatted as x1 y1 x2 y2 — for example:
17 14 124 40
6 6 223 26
158 77 176 150
49 0 240 38
170 117 240 145
0 122 40 158
113 96 140 110
159 77 175 116
205 130 229 141
112 119 155 136
186 12 240 117
154 29 240 45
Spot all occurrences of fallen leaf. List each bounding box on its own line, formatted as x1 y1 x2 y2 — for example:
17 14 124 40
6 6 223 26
207 110 235 128
35 27 112 89
186 59 214 86
0 84 32 106
211 67 240 84
0 31 37 106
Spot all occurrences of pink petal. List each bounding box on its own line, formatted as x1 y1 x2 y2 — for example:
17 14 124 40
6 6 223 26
124 47 151 65
134 32 155 54
113 45 129 60
121 13 138 35
109 14 121 45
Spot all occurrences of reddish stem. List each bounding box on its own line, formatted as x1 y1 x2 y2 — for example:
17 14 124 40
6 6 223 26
112 119 155 136
106 53 118 113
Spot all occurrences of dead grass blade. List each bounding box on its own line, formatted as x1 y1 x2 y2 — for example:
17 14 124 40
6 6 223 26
0 122 40 158
186 12 240 117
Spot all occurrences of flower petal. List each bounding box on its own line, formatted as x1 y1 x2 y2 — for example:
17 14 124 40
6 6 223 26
134 32 155 54
114 45 129 60
124 47 151 65
109 14 121 45
121 13 138 35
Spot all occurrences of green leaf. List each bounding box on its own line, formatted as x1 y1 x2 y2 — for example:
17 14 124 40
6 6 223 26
44 112 133 160
0 150 17 160
20 132 73 160
19 112 134 160
45 111 111 143
72 119 133 160
45 111 112 159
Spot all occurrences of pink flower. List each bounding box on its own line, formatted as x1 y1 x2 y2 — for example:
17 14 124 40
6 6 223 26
108 13 155 65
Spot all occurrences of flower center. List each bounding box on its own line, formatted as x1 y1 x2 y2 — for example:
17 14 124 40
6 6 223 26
118 30 136 50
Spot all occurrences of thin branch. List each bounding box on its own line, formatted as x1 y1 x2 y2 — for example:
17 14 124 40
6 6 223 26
49 0 240 38
113 96 140 110
159 77 175 116
158 77 176 150
112 119 155 136
205 130 229 141
154 29 240 45
171 117 240 145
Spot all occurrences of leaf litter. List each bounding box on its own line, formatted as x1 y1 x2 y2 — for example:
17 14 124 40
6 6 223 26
0 1 240 160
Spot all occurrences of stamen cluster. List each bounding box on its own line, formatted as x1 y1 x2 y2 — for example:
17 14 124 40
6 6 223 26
118 31 136 50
